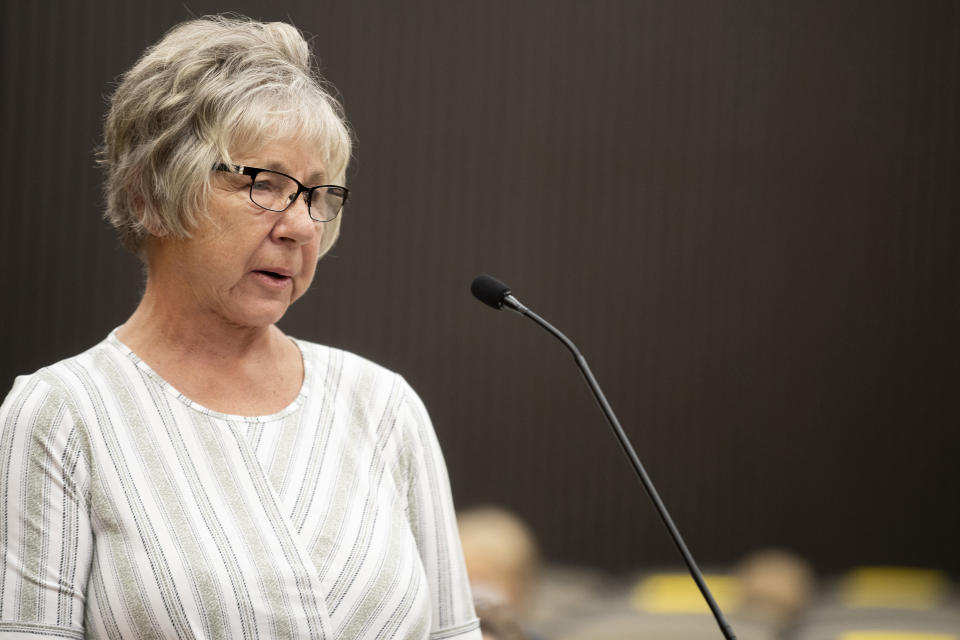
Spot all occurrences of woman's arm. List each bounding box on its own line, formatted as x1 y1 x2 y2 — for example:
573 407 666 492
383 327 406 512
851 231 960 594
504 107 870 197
398 377 482 640
0 375 92 639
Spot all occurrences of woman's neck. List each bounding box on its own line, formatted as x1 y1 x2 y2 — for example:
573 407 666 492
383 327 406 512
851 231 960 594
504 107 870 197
119 286 277 362
117 277 304 417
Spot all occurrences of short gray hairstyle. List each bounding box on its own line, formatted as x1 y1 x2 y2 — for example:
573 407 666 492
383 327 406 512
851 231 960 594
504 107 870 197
100 15 352 258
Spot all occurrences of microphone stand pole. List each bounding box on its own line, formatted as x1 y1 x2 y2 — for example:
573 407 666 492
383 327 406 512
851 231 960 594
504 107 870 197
502 294 737 640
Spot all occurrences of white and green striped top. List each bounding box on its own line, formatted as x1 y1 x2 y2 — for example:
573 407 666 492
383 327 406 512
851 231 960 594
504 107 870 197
0 331 480 640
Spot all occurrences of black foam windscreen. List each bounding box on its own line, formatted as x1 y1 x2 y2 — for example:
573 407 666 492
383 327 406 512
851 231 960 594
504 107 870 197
470 274 511 309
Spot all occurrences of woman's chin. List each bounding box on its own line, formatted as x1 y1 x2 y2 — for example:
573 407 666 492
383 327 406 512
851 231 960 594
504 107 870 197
219 301 291 330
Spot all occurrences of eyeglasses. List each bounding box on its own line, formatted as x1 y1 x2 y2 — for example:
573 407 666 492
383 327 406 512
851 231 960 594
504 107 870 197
215 163 349 222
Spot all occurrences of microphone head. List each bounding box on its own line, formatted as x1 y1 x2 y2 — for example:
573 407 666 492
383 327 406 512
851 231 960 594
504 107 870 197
471 274 512 309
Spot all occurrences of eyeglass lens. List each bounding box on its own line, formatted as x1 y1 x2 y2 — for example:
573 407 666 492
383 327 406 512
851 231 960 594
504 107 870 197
250 170 345 221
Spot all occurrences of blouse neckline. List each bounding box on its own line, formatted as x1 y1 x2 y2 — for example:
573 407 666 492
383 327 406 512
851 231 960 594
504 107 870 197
107 327 311 423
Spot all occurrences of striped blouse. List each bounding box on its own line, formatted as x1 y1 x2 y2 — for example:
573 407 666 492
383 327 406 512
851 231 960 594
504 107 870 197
0 331 480 640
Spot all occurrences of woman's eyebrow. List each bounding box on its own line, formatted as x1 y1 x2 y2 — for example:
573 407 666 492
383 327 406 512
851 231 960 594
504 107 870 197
261 161 327 184
261 160 288 172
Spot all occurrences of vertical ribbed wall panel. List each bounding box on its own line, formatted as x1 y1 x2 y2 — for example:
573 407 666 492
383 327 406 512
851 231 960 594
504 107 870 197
1 1 957 573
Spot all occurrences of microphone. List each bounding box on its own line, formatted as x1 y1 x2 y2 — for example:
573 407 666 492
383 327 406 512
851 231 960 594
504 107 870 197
470 274 523 312
470 274 737 640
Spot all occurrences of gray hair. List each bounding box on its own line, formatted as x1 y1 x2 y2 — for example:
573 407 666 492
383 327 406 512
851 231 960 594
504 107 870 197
99 15 352 258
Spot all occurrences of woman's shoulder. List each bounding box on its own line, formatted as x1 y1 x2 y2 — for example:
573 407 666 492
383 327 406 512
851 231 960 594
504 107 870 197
1 332 124 419
293 338 424 412
295 338 404 385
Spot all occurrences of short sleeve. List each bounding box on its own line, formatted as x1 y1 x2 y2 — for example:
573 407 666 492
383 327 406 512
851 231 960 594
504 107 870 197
0 374 93 639
397 377 481 640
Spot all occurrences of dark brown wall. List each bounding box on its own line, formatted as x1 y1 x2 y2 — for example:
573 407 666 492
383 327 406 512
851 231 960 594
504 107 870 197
2 1 958 574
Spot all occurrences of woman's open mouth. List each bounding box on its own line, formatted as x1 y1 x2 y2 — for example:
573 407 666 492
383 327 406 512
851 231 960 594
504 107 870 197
252 270 292 287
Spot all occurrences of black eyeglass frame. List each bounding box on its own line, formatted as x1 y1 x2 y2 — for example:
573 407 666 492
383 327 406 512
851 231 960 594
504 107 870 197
215 163 349 222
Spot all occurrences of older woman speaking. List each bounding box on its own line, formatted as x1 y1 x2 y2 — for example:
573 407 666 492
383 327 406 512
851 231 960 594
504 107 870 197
0 16 479 640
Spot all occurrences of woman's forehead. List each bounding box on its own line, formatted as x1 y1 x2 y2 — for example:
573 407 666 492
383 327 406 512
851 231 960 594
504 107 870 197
223 106 348 179
233 137 331 179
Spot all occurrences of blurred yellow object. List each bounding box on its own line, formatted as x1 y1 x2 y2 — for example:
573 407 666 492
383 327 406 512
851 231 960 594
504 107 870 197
841 567 949 610
839 633 956 640
631 573 741 614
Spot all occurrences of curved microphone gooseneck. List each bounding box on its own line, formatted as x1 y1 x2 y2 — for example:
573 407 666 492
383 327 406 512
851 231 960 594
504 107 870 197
470 274 737 640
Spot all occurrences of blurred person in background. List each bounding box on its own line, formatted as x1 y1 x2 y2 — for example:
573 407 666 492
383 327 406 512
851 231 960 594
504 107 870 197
475 602 530 640
459 507 542 639
459 506 541 614
0 15 479 640
735 548 815 630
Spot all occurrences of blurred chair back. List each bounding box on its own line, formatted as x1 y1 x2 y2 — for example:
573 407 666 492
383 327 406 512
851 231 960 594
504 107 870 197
791 567 960 640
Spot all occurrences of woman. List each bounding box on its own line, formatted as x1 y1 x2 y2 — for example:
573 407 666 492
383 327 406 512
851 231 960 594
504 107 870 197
0 16 479 640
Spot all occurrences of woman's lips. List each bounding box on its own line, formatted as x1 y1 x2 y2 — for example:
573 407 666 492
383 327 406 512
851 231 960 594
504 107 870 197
252 270 292 288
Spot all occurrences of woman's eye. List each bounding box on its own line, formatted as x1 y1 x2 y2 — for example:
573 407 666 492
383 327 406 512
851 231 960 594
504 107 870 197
252 180 271 191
